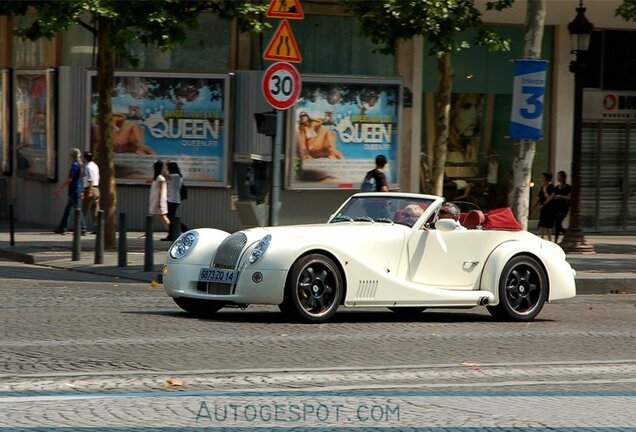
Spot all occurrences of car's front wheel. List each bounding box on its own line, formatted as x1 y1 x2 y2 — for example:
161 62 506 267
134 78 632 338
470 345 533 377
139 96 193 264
487 255 547 321
282 254 343 323
173 297 224 317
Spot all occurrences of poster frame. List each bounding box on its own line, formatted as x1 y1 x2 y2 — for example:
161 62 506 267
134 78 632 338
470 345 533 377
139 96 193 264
85 70 231 187
15 68 56 182
285 74 403 191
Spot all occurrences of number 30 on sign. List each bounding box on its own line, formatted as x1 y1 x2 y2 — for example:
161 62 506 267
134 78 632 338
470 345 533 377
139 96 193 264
262 62 302 110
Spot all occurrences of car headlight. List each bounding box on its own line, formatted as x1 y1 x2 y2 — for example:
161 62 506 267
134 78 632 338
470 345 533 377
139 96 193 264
169 231 198 259
248 234 271 264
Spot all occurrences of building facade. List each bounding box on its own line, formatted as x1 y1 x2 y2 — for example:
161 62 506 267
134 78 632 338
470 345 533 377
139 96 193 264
0 1 634 232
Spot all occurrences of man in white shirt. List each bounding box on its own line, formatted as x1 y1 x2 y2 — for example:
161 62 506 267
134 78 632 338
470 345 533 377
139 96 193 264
82 151 101 233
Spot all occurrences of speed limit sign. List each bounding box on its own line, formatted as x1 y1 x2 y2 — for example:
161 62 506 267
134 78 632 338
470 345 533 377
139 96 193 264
262 62 301 110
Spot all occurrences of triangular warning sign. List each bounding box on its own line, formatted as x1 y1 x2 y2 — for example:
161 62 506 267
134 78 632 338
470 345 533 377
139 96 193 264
263 20 302 63
266 0 304 19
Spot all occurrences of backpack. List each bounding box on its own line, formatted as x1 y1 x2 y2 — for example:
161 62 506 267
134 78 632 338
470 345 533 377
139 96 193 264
360 170 377 192
180 182 188 200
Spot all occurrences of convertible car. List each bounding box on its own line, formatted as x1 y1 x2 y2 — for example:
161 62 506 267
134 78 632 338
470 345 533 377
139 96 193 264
162 193 576 323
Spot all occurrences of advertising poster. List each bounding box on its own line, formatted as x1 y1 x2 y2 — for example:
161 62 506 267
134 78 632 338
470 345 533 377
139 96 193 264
88 71 229 185
446 92 486 179
1 69 9 175
15 69 55 181
287 77 401 190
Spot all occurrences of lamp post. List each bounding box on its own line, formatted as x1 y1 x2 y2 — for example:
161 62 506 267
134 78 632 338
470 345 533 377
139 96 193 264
560 0 595 254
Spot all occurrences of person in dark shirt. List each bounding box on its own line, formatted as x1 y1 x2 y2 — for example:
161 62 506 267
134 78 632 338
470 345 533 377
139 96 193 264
553 170 571 243
53 148 86 235
363 154 389 192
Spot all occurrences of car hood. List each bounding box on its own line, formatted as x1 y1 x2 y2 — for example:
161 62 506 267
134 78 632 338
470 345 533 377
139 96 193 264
244 222 408 243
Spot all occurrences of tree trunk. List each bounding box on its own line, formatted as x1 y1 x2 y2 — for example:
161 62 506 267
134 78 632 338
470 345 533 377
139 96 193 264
508 0 546 229
96 18 117 251
432 53 452 196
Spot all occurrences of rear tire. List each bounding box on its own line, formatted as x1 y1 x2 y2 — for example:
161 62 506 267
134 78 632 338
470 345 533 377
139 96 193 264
173 297 224 317
282 254 343 323
487 255 547 321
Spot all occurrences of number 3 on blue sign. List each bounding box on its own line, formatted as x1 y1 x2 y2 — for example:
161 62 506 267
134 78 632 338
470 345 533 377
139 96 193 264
520 86 544 120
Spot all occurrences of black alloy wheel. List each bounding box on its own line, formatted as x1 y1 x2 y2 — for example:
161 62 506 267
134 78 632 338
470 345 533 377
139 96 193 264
282 254 343 323
488 255 548 321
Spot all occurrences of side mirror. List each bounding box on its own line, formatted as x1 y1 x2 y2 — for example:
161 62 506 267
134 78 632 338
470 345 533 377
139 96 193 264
435 218 458 232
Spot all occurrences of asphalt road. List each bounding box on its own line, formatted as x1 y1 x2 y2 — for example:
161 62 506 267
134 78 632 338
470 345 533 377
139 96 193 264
1 259 634 430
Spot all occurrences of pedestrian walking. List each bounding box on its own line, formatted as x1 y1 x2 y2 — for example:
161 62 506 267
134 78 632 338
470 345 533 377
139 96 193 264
53 148 86 235
553 170 571 243
148 160 170 235
81 151 100 233
163 161 189 241
360 154 389 192
532 172 556 241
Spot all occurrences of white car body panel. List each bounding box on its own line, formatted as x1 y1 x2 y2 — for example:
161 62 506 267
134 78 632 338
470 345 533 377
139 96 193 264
163 192 576 319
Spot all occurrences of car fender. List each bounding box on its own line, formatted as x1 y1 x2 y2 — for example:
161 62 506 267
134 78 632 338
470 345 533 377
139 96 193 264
479 240 547 305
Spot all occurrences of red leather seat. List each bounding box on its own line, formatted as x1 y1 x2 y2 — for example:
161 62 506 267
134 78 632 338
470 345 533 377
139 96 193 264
463 209 485 229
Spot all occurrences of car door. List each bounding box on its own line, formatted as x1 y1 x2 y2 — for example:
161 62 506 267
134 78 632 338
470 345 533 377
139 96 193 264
406 229 498 290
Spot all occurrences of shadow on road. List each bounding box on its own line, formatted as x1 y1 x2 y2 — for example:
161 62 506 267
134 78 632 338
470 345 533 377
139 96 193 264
123 309 554 324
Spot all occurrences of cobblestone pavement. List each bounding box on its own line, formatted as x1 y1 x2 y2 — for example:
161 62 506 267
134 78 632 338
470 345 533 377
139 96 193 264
0 259 634 430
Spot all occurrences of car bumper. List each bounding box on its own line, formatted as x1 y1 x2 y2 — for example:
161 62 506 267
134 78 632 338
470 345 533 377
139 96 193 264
163 263 286 305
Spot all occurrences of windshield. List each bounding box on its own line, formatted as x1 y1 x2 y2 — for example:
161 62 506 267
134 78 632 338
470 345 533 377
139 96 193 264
330 196 435 227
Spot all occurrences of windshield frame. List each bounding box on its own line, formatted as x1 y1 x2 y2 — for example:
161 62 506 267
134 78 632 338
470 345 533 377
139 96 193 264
328 193 442 228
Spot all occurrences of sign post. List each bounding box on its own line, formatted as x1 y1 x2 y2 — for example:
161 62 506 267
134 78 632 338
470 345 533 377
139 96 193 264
262 0 304 226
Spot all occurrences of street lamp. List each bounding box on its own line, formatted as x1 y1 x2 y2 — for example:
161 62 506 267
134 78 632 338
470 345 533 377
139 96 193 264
560 0 595 254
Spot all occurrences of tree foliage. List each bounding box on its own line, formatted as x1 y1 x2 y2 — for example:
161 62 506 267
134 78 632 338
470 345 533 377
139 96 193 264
616 0 636 21
0 0 266 65
340 0 512 56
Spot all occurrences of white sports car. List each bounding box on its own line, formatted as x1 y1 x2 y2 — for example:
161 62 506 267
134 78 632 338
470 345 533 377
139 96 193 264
162 193 576 323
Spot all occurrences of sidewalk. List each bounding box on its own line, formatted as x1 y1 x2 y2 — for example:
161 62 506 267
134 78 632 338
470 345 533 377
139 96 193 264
0 223 634 295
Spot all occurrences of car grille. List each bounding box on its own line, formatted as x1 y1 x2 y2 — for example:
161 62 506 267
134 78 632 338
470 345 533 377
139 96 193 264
196 232 247 297
212 232 247 268
197 282 233 295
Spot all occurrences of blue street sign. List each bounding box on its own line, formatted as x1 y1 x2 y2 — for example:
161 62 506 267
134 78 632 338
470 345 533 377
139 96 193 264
509 59 548 140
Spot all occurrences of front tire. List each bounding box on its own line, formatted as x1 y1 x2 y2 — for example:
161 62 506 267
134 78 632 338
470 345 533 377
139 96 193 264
282 254 343 323
173 297 224 317
487 255 547 321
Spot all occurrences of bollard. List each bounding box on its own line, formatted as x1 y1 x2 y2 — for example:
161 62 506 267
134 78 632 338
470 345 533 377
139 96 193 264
144 215 154 272
9 204 15 247
94 210 104 264
118 212 127 267
72 208 81 261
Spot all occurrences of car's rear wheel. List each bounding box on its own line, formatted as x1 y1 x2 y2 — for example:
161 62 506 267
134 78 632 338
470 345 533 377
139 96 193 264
387 307 426 315
487 255 547 321
282 254 343 323
173 297 224 317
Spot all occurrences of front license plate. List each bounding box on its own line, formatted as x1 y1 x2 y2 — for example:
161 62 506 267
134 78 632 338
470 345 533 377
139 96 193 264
198 268 237 284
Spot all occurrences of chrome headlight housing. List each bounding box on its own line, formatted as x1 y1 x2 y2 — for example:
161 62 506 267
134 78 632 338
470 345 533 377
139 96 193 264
169 231 198 259
248 234 271 264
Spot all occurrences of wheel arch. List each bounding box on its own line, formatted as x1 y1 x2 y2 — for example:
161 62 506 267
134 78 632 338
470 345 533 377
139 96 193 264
480 242 550 305
285 248 348 304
